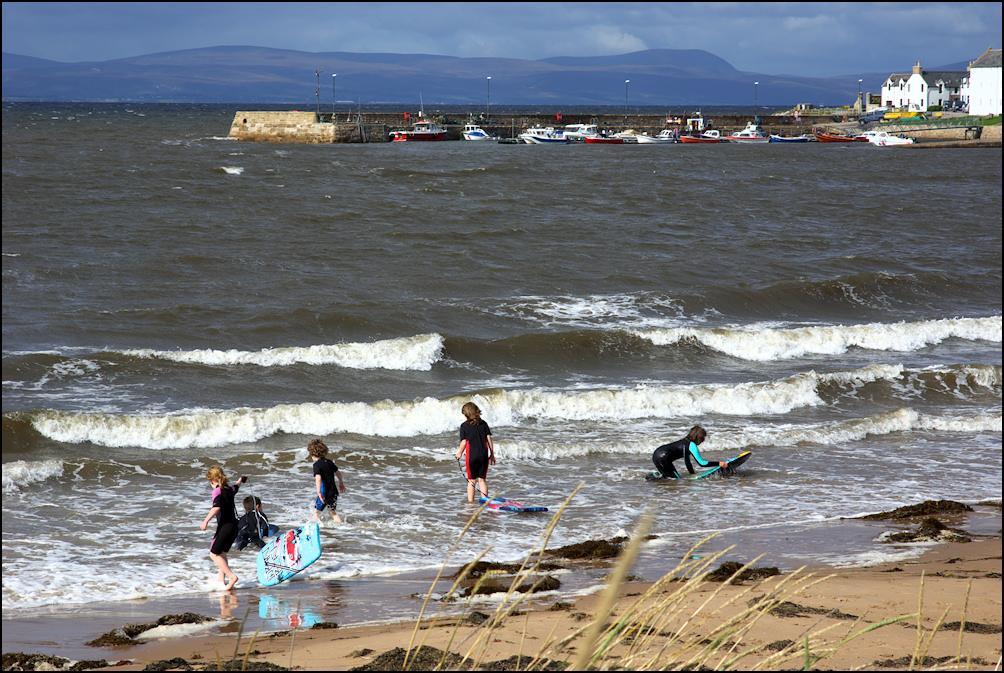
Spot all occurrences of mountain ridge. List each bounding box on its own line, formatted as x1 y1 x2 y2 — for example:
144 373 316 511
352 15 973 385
0 46 976 105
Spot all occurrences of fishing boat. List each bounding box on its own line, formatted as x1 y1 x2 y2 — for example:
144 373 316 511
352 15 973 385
462 123 494 141
584 135 625 144
725 121 769 143
679 129 724 144
768 134 812 143
518 126 568 144
389 118 448 142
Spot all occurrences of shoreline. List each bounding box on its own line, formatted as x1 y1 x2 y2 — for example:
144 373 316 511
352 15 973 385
3 501 1001 670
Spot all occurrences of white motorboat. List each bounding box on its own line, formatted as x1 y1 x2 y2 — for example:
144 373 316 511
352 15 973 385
562 124 600 141
863 130 915 146
725 121 769 143
518 126 568 144
462 123 494 141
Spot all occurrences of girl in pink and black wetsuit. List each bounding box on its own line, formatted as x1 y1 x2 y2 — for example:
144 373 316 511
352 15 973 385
454 402 495 503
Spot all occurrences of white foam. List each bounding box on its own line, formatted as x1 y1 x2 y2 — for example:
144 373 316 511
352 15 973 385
2 460 64 494
220 166 244 175
496 293 686 328
634 316 1002 361
28 364 916 449
493 408 1002 461
123 333 444 370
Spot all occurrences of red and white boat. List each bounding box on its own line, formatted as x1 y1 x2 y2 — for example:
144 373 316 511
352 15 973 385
725 121 769 143
679 129 724 143
814 130 867 143
389 118 448 142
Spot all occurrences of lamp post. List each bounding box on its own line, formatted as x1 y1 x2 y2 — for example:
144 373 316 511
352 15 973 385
624 79 630 124
857 78 863 114
486 76 491 120
754 81 759 108
332 74 337 118
314 69 320 115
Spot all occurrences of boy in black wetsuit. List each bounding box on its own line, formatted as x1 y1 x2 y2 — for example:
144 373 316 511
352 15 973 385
308 438 346 523
235 495 279 551
652 425 727 479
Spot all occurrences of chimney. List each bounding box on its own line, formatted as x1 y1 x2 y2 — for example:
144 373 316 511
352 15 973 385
912 61 923 75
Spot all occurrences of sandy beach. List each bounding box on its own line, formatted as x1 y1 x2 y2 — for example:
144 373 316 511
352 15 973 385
5 502 1000 671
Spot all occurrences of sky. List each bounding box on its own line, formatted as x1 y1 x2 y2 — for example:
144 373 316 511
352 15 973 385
3 2 1001 77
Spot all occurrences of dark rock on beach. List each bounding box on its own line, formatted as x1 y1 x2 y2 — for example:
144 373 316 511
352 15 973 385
466 574 561 596
142 658 193 671
482 654 567 670
861 500 973 521
0 653 109 671
544 537 627 560
752 600 857 621
87 613 214 647
704 561 781 584
310 621 339 629
880 517 972 544
453 560 563 579
349 646 464 671
941 620 1002 634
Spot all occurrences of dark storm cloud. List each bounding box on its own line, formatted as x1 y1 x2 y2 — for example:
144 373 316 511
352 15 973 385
3 2 1001 76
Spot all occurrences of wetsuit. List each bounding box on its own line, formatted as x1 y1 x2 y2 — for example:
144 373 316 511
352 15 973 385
235 510 278 551
459 419 492 480
652 438 717 479
210 483 241 554
313 457 340 511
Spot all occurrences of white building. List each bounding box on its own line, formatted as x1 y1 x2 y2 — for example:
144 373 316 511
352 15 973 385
964 48 1002 116
881 62 966 111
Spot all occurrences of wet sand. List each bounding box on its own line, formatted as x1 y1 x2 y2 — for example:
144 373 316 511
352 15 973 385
4 504 1000 671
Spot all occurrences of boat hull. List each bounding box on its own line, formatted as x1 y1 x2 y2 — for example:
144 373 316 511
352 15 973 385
391 132 448 142
584 137 624 144
679 135 721 143
769 135 811 143
814 131 866 143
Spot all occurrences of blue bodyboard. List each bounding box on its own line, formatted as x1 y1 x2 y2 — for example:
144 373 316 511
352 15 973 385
256 522 322 587
478 496 549 513
647 451 752 481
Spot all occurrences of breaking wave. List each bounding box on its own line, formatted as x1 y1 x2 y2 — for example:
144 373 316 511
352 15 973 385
634 316 1001 361
494 408 1002 461
2 459 64 494
123 333 444 370
21 364 991 450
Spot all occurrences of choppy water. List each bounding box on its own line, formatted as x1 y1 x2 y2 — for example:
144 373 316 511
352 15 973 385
2 103 1001 614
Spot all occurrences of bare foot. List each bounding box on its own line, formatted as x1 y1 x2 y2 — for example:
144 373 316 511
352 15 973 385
224 574 238 591
218 571 226 585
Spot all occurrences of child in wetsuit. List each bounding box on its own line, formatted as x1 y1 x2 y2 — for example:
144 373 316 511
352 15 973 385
308 439 346 523
652 425 727 479
235 495 280 551
454 402 495 503
199 466 247 591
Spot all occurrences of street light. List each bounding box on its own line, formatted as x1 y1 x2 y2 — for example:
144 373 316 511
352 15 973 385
754 81 759 108
314 69 321 115
486 76 492 120
857 78 863 114
624 79 631 123
332 74 337 118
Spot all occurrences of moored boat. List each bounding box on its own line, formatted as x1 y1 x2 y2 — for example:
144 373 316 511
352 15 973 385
584 135 625 144
768 134 812 143
679 129 724 143
725 121 769 143
462 123 494 141
562 124 600 141
814 130 866 143
518 126 568 144
390 118 448 142
863 130 915 146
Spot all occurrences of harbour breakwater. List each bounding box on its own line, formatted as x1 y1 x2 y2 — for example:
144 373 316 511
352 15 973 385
229 110 825 143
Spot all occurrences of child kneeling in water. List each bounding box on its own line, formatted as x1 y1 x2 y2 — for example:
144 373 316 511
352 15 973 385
235 495 280 551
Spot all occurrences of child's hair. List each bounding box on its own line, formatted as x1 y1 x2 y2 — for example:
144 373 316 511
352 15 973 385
307 438 329 459
686 425 708 444
242 495 261 513
206 465 229 486
461 402 482 425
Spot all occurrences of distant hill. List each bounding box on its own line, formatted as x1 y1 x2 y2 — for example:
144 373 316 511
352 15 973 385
0 46 976 105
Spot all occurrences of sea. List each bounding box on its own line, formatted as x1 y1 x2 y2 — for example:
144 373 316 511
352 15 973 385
2 103 1001 635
